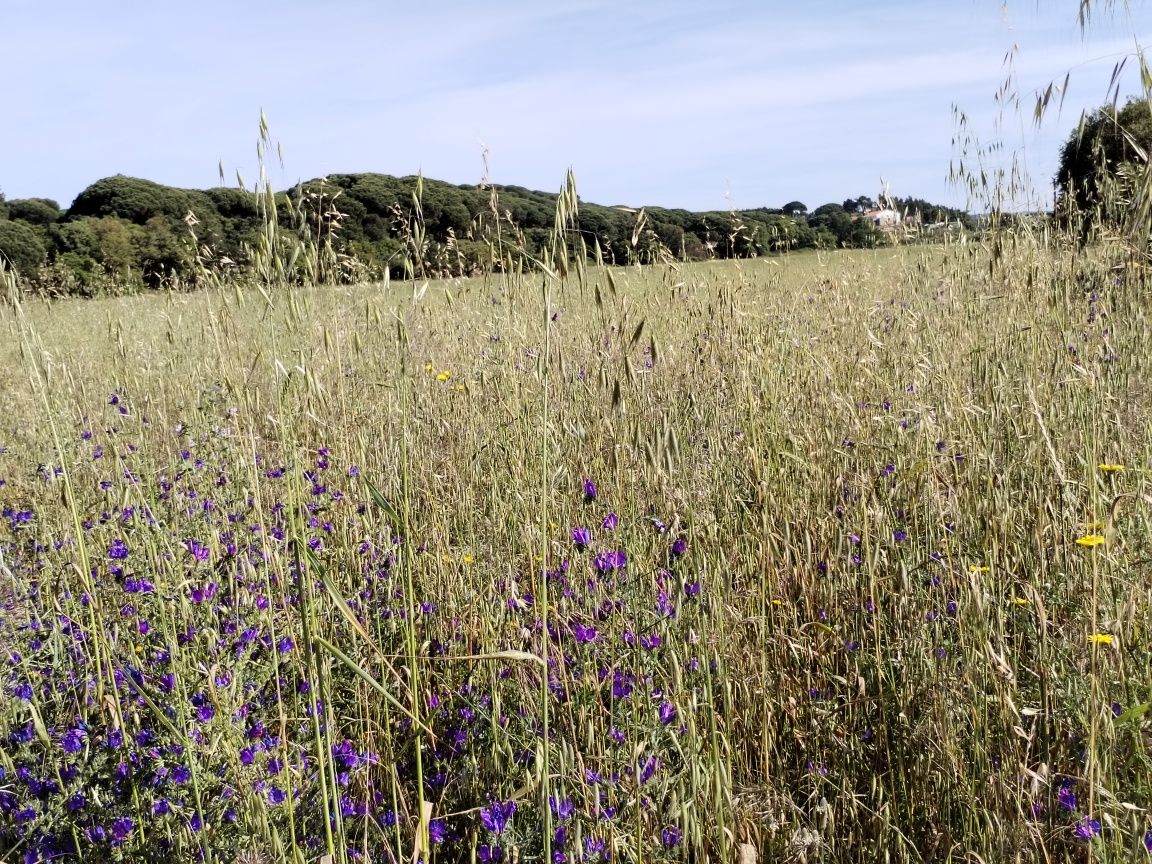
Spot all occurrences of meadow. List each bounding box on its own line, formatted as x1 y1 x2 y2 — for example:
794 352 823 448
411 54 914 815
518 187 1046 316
0 234 1150 863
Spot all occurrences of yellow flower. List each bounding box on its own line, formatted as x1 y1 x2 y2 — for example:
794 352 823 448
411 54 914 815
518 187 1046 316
1012 597 1030 606
461 554 475 565
969 565 990 573
1087 633 1114 645
437 370 452 382
1075 534 1106 547
425 362 434 372
1098 464 1125 472
771 599 784 606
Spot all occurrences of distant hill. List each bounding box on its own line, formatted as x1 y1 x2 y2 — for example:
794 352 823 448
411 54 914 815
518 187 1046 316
0 174 975 294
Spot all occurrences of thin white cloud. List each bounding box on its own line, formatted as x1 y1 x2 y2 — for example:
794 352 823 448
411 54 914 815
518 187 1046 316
2 0 1150 212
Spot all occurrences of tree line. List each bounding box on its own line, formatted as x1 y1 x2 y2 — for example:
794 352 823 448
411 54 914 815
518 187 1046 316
0 171 975 294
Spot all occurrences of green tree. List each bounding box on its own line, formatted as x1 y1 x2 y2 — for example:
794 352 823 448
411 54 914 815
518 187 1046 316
68 176 196 224
1055 96 1152 236
0 219 47 275
7 198 62 226
781 201 807 216
55 216 139 277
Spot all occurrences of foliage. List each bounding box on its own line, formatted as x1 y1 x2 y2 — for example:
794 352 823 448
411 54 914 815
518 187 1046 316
2 170 974 294
4 199 61 227
1055 96 1152 236
0 219 47 276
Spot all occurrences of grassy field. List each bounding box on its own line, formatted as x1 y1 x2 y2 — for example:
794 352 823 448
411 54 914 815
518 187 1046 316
1 240 1150 863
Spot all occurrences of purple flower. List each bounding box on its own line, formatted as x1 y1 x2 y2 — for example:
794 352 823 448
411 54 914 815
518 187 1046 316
593 550 626 573
638 755 659 784
478 845 503 863
189 582 217 604
640 633 662 651
184 539 210 561
108 539 129 560
1074 817 1101 840
662 826 681 847
601 512 618 530
428 819 447 843
480 800 516 834
582 478 596 502
572 622 599 644
60 728 84 754
267 786 286 805
671 535 688 556
1057 783 1077 813
1143 830 1152 852
550 796 575 820
571 527 590 549
893 529 908 543
109 817 134 844
659 702 677 725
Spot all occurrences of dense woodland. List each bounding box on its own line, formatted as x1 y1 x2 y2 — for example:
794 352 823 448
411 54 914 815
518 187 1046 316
0 173 973 294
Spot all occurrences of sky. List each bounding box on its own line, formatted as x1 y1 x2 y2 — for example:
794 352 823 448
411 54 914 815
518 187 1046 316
2 0 1151 213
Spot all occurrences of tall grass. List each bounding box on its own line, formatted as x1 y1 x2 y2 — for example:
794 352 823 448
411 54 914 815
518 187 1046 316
2 196 1151 863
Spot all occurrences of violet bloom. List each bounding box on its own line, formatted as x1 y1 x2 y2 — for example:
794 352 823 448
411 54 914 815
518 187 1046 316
571 527 590 549
671 536 688 556
601 512 619 530
480 800 516 834
1074 817 1101 840
428 819 447 843
108 539 129 560
638 755 659 784
640 633 662 651
658 702 677 725
109 817 134 844
550 796 575 820
1057 783 1076 812
185 539 210 561
593 550 626 573
572 622 599 644
478 845 503 863
582 479 596 502
662 826 681 847
60 729 84 754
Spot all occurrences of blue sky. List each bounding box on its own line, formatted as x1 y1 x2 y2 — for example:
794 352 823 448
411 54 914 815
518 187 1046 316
2 0 1150 212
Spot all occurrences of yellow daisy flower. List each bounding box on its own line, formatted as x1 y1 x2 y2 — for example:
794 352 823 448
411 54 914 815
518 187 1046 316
1075 534 1106 547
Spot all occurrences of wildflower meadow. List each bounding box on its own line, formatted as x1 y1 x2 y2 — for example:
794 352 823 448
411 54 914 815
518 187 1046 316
0 223 1150 864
